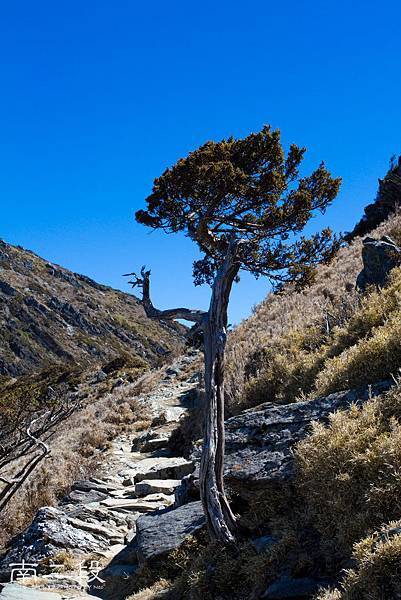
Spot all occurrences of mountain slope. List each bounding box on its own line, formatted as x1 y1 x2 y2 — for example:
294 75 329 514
0 239 184 377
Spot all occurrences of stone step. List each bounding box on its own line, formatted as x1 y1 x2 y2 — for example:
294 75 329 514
66 516 125 542
140 435 170 452
125 456 194 483
65 488 109 504
135 479 182 496
72 479 123 494
100 493 174 512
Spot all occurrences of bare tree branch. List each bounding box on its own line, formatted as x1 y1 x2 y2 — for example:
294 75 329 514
124 266 207 324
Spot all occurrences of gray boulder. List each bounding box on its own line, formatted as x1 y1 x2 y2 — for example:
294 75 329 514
356 235 401 290
136 501 205 564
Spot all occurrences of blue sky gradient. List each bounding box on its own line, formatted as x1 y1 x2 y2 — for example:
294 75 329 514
1 1 400 323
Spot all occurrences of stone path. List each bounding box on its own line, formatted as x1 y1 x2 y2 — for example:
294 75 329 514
0 354 202 599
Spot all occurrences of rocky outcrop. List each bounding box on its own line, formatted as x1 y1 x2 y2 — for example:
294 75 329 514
136 501 205 564
0 506 114 580
223 380 392 495
356 235 401 290
346 157 401 241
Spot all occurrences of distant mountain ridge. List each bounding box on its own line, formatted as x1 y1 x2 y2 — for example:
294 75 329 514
0 239 184 377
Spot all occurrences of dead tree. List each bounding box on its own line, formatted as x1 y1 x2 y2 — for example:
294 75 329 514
128 125 341 544
0 397 80 513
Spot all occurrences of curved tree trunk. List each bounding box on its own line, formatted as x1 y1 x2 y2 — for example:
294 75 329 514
126 241 241 544
199 241 241 544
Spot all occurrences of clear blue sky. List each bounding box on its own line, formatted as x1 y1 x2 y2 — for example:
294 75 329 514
1 1 400 323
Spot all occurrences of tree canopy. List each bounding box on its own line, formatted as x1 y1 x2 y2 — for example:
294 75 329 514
136 125 341 288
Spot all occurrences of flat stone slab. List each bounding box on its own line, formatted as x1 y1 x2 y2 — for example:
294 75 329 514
136 500 205 564
71 479 122 494
135 479 182 496
129 456 194 483
100 494 173 512
64 488 109 504
0 584 65 599
66 516 124 541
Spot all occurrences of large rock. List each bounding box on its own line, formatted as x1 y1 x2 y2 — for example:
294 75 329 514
356 235 401 290
346 157 401 241
0 507 114 580
223 380 392 493
136 501 205 564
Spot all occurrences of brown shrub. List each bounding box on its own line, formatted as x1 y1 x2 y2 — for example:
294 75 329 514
171 535 290 600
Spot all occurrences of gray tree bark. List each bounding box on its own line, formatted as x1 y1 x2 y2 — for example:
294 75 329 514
128 239 241 544
199 242 240 544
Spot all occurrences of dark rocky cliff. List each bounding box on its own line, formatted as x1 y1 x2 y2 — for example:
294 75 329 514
346 156 401 241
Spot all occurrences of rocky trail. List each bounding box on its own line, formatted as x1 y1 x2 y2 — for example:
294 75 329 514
0 350 393 600
0 354 203 599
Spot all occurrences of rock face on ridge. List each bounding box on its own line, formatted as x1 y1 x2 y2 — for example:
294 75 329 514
0 239 184 377
356 235 401 290
346 156 401 241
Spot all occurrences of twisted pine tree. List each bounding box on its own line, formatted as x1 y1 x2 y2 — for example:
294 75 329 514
129 125 341 544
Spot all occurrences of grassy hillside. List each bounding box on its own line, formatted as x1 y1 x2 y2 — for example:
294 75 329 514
0 239 184 377
226 212 401 414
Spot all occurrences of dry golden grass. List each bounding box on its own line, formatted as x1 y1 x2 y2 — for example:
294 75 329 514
295 385 401 556
315 521 401 599
127 579 171 600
